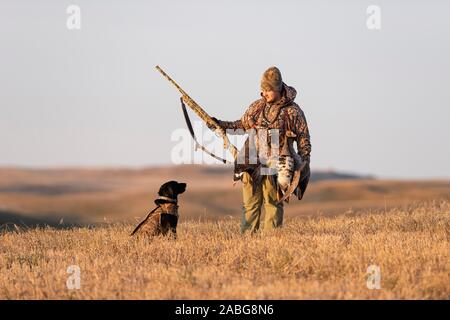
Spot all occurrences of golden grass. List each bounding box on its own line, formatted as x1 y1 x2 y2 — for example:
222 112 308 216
1 200 448 300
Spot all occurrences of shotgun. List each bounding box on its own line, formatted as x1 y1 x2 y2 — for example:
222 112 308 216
155 65 238 160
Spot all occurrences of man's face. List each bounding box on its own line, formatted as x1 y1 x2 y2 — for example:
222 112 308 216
262 90 281 103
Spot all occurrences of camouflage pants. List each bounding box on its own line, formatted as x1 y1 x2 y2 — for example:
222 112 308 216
240 172 284 233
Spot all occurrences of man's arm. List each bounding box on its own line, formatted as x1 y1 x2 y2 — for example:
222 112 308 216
293 107 311 162
210 100 262 132
208 118 244 134
216 119 244 130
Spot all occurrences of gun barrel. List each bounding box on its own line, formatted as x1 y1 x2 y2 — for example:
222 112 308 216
155 65 210 120
155 65 238 160
155 65 188 97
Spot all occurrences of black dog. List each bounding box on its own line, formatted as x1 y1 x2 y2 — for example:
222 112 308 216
131 181 186 238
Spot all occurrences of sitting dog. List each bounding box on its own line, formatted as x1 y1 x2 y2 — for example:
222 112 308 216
131 180 186 239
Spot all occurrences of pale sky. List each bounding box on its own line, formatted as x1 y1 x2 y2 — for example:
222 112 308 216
1 0 449 179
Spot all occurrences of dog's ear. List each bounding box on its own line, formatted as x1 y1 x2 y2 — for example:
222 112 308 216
176 182 187 194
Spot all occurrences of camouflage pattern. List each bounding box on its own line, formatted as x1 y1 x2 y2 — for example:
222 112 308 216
218 83 311 200
218 83 311 163
131 203 179 238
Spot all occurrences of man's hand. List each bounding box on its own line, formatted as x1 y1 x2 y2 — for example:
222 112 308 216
207 117 221 130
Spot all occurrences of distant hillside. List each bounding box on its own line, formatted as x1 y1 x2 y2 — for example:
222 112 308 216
310 170 374 182
0 165 448 227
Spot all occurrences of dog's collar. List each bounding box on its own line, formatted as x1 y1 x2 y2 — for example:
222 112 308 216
155 196 177 204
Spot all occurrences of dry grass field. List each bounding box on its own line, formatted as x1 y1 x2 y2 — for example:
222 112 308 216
1 200 449 299
0 166 449 299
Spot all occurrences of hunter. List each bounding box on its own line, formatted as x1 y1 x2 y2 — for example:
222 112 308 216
212 67 311 233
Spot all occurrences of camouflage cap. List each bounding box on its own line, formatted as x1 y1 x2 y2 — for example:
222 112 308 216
260 66 283 92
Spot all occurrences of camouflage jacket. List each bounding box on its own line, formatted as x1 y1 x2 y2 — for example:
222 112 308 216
218 83 311 163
